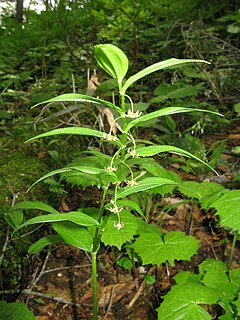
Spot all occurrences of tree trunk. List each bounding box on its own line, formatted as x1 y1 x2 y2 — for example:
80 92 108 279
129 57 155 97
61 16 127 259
16 0 24 23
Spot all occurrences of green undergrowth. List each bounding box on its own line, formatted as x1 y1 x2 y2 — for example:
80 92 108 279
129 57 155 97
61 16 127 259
0 151 51 210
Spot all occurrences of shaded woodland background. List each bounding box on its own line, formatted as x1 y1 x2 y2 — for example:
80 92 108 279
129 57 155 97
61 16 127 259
1 1 240 319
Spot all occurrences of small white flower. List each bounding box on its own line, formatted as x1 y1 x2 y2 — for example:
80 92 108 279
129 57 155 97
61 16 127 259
125 110 142 118
126 180 138 186
109 201 123 214
114 221 124 230
127 148 139 158
106 166 117 172
103 133 117 141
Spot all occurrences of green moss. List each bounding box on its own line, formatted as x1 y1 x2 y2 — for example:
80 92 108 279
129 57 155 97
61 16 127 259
0 151 58 213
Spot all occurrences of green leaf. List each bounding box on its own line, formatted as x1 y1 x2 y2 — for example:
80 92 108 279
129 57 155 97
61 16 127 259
116 177 178 199
154 83 200 99
18 211 99 229
140 160 182 196
233 294 240 316
229 267 240 289
94 44 129 83
28 166 116 191
132 227 199 266
13 201 59 214
26 127 120 144
201 189 229 210
210 190 240 232
52 221 93 252
28 235 63 254
0 300 35 320
60 154 115 189
233 102 240 117
136 145 218 175
227 24 240 34
122 58 210 94
178 181 225 200
5 210 23 228
174 271 202 284
126 107 221 131
32 93 121 112
199 259 236 302
101 210 139 249
115 199 145 219
156 282 219 320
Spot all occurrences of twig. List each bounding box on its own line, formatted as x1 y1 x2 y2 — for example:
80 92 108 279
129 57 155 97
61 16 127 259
103 286 114 320
42 264 92 274
0 181 19 268
126 279 146 310
26 250 51 305
30 250 51 289
199 231 218 260
1 289 91 307
0 227 10 268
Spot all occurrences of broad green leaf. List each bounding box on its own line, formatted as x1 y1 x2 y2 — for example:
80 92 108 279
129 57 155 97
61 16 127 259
132 227 199 266
174 271 201 284
156 282 219 320
5 209 23 228
199 259 235 302
101 210 139 249
52 221 93 252
229 267 240 289
60 154 115 189
28 166 116 190
32 93 121 112
201 189 229 210
116 177 177 199
13 201 59 214
136 145 218 175
210 190 240 232
0 301 35 320
126 107 221 131
140 160 181 196
178 181 225 199
121 58 210 94
28 235 63 254
115 199 145 219
18 211 99 229
94 44 129 83
26 127 121 145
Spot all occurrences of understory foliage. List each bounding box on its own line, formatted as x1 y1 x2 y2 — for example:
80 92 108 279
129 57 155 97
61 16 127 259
1 43 239 320
1 1 240 320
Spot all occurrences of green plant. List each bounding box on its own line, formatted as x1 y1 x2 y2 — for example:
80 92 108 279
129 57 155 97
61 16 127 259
0 300 35 320
157 258 240 320
11 44 221 319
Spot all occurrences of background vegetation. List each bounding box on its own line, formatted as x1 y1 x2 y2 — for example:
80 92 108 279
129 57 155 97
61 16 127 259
1 0 240 319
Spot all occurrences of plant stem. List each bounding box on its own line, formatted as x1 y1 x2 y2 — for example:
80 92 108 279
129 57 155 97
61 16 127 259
229 230 238 267
91 186 108 319
91 251 98 320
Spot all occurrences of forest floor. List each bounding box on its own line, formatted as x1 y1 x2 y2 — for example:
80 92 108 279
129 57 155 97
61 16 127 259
18 120 239 320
